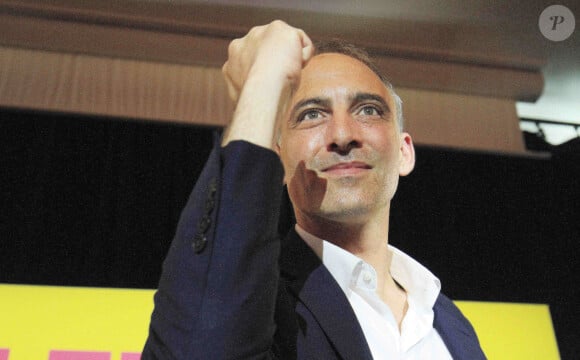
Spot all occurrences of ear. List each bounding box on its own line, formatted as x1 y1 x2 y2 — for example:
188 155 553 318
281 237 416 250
399 132 415 176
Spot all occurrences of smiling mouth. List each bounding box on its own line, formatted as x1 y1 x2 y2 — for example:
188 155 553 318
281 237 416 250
321 161 372 176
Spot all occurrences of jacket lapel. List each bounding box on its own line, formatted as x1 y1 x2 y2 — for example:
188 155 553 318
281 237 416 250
280 229 373 360
433 294 487 360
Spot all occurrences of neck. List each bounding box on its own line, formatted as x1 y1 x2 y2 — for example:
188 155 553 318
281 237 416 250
296 206 409 329
296 207 391 280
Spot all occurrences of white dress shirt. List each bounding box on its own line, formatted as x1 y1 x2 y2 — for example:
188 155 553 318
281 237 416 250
296 225 453 360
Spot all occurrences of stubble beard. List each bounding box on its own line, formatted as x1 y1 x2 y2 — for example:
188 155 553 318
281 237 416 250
311 176 393 224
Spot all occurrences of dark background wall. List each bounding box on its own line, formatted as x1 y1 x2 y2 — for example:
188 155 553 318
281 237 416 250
1 109 578 358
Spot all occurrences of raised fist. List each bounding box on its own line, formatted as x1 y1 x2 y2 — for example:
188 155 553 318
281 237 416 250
222 20 314 104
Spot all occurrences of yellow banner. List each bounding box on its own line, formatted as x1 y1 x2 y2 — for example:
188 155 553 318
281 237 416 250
0 285 151 360
0 284 560 359
456 300 560 359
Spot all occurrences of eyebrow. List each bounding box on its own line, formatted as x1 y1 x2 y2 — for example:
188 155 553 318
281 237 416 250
350 92 391 113
290 97 331 116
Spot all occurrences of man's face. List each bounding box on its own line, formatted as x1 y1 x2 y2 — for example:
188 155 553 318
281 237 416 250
277 53 415 225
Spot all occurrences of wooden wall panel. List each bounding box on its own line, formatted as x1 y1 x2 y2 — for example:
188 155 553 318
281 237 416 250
0 0 546 70
0 46 525 153
0 12 230 68
0 46 232 126
374 57 542 103
399 88 525 153
0 0 545 154
0 5 543 102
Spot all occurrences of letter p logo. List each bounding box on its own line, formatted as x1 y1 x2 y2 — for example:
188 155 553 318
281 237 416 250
550 15 565 30
540 5 575 41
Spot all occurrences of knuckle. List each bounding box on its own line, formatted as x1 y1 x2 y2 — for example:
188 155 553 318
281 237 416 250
270 20 290 34
228 38 239 55
248 24 264 38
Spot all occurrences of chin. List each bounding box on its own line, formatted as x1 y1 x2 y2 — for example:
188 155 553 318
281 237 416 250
317 199 374 222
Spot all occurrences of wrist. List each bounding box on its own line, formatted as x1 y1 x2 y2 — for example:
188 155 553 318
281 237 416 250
221 73 289 150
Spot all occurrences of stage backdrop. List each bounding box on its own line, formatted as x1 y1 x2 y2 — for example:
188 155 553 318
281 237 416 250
0 284 559 359
1 109 578 358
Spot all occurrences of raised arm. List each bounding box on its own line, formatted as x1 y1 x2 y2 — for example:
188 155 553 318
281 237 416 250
142 21 313 359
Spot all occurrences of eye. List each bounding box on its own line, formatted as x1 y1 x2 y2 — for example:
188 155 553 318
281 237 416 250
298 109 324 122
357 105 383 116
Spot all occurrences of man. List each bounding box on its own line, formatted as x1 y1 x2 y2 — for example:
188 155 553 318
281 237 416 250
143 21 486 359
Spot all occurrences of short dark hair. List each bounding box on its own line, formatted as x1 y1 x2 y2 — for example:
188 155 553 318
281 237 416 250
314 39 404 131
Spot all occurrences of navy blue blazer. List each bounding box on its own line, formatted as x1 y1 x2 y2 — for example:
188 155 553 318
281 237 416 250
143 139 486 359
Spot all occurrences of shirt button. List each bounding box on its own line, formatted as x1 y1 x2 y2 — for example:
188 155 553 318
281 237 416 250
363 272 372 284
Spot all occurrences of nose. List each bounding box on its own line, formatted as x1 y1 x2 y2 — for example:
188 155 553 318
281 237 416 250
326 112 362 155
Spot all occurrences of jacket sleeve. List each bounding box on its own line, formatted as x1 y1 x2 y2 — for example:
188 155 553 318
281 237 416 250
142 137 285 359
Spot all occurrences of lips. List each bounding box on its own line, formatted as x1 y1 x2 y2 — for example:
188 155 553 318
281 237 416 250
321 161 372 176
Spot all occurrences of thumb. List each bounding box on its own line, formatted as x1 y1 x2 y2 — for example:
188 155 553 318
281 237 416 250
297 29 315 64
